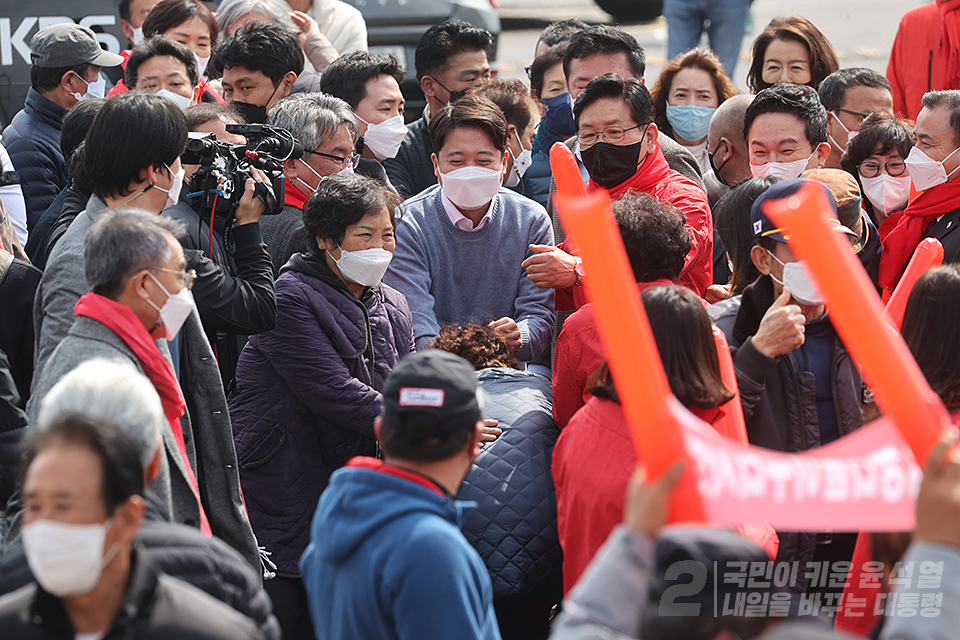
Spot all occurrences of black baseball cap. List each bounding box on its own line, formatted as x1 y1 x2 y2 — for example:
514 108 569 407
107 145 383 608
382 351 484 437
30 24 124 69
751 178 855 243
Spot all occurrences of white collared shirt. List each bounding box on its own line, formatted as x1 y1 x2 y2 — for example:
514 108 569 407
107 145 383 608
441 191 494 231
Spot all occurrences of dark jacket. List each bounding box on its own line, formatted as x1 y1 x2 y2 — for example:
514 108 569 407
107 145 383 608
24 180 88 271
0 493 280 640
1 89 69 228
0 547 264 640
724 275 867 592
923 206 960 266
523 124 565 208
383 113 433 199
0 254 40 404
457 368 562 603
228 252 415 575
163 200 278 385
0 350 27 510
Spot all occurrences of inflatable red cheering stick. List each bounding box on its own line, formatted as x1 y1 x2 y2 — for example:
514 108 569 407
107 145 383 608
884 237 944 329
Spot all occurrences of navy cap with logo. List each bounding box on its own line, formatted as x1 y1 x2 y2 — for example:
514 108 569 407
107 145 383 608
750 178 855 243
382 351 484 440
29 24 124 69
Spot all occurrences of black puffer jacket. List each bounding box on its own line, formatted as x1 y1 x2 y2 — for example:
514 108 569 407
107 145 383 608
0 493 280 640
723 275 867 593
457 368 563 604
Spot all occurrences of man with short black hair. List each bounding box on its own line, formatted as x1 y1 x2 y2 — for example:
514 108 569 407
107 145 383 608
818 68 894 169
534 18 589 57
2 24 123 230
301 350 500 640
126 36 200 109
212 23 305 124
319 51 407 164
383 20 493 199
744 83 831 180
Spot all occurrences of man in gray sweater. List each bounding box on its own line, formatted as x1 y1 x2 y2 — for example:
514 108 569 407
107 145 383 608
383 94 554 363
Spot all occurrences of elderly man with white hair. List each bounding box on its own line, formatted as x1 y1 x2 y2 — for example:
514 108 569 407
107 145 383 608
0 358 281 640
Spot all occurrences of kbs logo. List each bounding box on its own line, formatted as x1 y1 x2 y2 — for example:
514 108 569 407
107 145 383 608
0 15 121 66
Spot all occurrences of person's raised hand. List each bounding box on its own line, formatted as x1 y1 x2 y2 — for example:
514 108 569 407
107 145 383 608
521 245 579 289
488 317 521 355
916 427 960 549
623 462 686 538
751 286 806 358
289 11 321 49
234 167 268 225
478 418 501 449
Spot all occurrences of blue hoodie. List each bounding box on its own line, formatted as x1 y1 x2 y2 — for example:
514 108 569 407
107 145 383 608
300 458 502 640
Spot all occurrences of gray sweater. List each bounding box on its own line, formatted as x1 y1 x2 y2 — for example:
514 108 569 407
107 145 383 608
383 186 555 362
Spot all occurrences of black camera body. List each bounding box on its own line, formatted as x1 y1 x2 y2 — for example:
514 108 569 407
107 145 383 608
182 124 303 218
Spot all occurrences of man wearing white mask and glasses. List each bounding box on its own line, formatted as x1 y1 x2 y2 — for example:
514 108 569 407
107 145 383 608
817 68 894 171
384 94 554 364
0 415 263 639
745 83 831 182
879 90 960 295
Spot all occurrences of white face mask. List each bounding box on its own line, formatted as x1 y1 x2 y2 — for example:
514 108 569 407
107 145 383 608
294 159 351 196
767 249 823 307
829 112 859 151
153 164 184 209
505 130 532 188
155 89 192 111
146 272 196 340
356 114 407 160
72 74 106 102
132 25 144 45
328 245 393 287
750 150 818 180
904 145 960 191
195 53 210 77
860 173 912 216
439 165 503 209
22 519 120 597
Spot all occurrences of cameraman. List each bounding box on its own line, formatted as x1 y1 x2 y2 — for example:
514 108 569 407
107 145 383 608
165 103 278 385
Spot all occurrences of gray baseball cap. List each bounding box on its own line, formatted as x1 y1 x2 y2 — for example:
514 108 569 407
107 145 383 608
30 24 124 69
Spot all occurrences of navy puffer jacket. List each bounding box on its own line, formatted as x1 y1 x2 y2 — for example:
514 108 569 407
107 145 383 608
457 368 562 604
228 251 415 575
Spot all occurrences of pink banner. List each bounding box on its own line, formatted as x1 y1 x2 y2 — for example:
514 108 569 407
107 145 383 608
674 404 921 532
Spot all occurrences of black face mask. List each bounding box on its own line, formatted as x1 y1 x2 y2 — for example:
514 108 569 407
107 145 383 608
581 140 644 189
432 78 467 104
230 101 268 124
708 145 731 187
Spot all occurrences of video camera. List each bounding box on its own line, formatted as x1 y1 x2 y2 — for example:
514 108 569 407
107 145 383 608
182 123 303 218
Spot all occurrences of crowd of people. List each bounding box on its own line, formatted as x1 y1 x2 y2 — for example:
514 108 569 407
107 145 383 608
1 1 960 639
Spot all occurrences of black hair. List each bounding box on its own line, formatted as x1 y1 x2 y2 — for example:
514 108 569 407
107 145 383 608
713 177 782 294
468 78 536 139
142 0 219 49
574 73 655 128
529 45 567 100
120 0 133 21
414 20 493 81
921 90 960 146
302 172 401 246
818 67 891 111
211 22 304 84
183 102 245 130
60 98 106 161
840 113 913 224
430 93 509 154
744 82 828 147
563 25 646 83
126 35 200 89
612 190 690 282
31 63 90 94
19 414 145 514
537 18 589 47
84 92 188 198
319 51 404 110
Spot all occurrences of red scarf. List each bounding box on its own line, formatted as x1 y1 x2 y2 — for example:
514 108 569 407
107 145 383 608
284 178 309 209
588 142 673 200
940 0 960 88
74 293 212 536
878 178 960 291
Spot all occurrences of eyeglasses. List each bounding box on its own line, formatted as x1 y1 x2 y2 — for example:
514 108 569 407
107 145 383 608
576 124 642 147
858 159 907 178
304 149 360 169
836 108 871 124
157 268 197 291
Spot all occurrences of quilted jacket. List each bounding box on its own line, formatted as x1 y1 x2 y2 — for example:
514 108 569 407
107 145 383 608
228 251 415 576
457 368 562 603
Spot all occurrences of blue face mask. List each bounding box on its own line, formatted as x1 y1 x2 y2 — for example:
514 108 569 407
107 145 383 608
542 93 576 138
665 105 716 143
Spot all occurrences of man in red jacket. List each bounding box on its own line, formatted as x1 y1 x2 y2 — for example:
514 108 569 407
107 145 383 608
888 0 960 120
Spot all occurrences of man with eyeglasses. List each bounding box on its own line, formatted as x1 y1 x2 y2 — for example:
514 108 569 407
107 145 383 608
880 90 960 294
261 93 385 276
818 68 895 170
28 92 260 571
